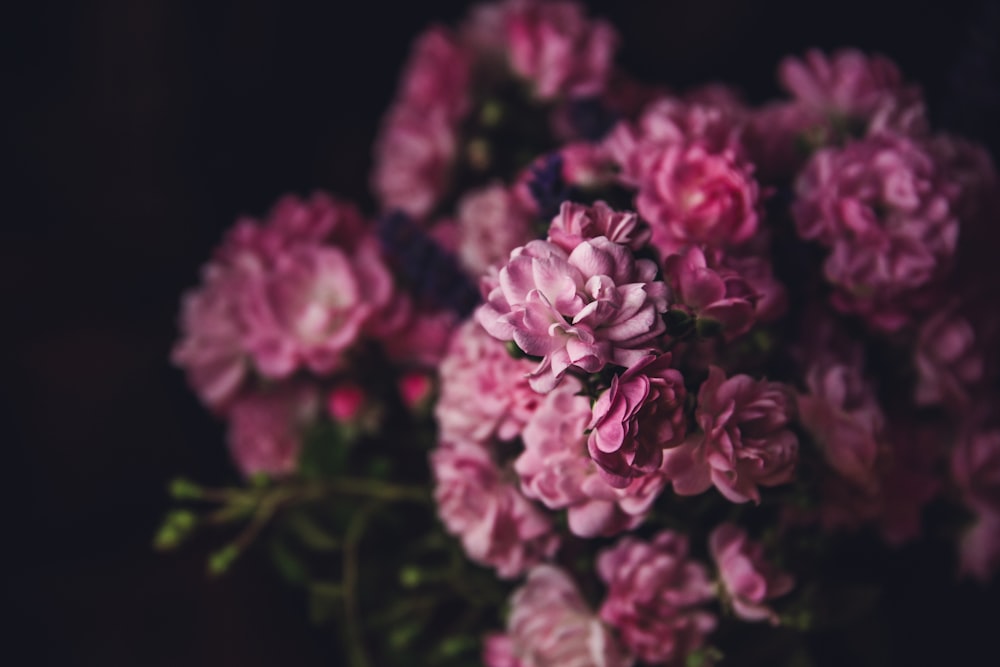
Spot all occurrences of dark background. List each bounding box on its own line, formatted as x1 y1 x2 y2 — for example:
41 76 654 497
5 1 999 664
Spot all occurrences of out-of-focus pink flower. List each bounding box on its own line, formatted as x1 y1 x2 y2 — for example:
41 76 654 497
217 193 369 265
397 371 434 411
559 142 617 190
953 428 1000 517
914 308 984 409
435 320 542 443
376 299 459 369
664 366 798 503
797 338 883 492
597 531 716 664
372 107 456 220
174 193 371 411
477 236 668 392
502 565 633 667
951 423 1000 577
709 523 794 624
717 251 787 323
483 634 525 667
778 49 924 133
242 240 393 378
431 440 558 579
605 96 746 184
958 512 1000 582
636 143 760 255
516 379 670 537
456 184 536 276
547 200 650 253
326 384 366 422
662 247 758 340
505 0 618 100
588 354 687 487
226 384 319 478
173 263 254 412
792 132 958 331
397 27 471 120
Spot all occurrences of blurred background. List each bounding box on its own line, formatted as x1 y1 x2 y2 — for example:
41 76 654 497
5 0 998 664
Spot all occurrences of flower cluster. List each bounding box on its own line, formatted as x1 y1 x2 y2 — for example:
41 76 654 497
170 4 1000 666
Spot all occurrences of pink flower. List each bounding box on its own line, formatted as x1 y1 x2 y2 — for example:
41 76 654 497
397 27 471 120
547 200 651 254
372 107 456 220
797 333 883 492
456 183 536 276
397 371 434 411
226 384 319 478
597 531 716 664
913 308 984 409
605 96 745 184
505 0 618 100
792 132 958 330
173 262 254 411
435 320 542 444
778 49 924 133
483 634 525 667
636 143 760 255
173 193 370 410
242 240 394 378
709 523 794 624
664 366 798 503
431 440 558 579
477 236 668 392
958 512 1000 582
217 193 369 266
588 354 687 487
375 298 458 369
500 565 632 667
516 379 670 537
662 246 758 340
326 384 366 422
952 428 1000 518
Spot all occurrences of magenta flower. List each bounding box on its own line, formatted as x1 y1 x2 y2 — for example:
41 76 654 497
597 531 716 665
797 333 883 492
477 236 668 392
515 379 670 537
662 246 758 340
953 428 1000 518
499 565 632 667
172 262 255 411
505 0 618 100
372 106 456 220
709 523 794 624
778 49 923 132
173 193 370 411
456 183 536 276
792 131 959 331
547 200 651 254
226 384 319 478
435 320 543 444
913 308 984 409
397 27 471 121
664 366 798 503
242 240 394 378
605 96 746 185
636 143 760 255
588 354 687 487
483 634 524 667
958 512 1000 583
431 440 558 579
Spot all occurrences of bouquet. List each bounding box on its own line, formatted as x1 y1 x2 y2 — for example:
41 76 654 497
161 1 1000 664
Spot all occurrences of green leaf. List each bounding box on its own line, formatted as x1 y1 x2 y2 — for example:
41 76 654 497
207 544 241 576
308 581 344 625
286 511 341 551
268 536 309 585
168 477 203 500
